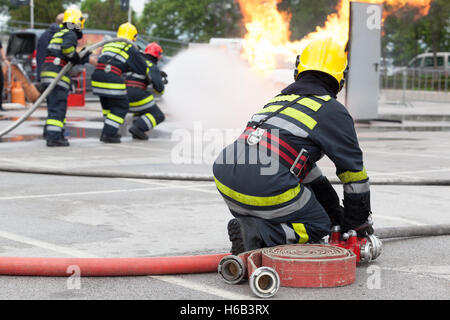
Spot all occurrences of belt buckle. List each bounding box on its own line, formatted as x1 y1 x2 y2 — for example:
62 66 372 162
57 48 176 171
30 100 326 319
104 64 112 73
290 148 309 178
247 128 265 146
53 57 61 66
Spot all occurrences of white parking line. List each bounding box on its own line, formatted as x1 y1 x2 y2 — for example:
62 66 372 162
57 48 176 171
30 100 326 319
122 178 218 194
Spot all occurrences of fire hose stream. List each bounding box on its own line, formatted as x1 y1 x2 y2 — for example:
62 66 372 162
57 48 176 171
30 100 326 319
0 37 139 139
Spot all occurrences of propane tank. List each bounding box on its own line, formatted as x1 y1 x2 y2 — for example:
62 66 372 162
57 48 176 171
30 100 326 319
11 81 26 106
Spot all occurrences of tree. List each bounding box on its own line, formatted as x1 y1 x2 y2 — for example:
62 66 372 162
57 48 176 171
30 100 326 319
140 0 243 42
0 0 75 28
80 0 141 31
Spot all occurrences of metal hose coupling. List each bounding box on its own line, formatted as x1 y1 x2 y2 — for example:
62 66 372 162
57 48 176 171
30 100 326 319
249 266 280 299
217 255 246 285
361 234 382 263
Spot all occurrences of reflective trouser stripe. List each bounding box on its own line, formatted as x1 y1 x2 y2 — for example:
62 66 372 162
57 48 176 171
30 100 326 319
93 88 127 96
223 187 311 220
142 113 157 129
129 95 154 107
40 72 71 84
338 167 368 184
258 105 317 130
214 177 301 207
281 223 297 243
41 77 70 90
292 223 309 244
343 181 371 194
102 109 111 117
91 81 126 90
46 119 64 128
107 113 124 124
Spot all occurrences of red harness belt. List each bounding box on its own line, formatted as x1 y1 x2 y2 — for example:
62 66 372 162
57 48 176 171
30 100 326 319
240 127 309 180
96 63 123 76
44 56 67 67
125 80 147 89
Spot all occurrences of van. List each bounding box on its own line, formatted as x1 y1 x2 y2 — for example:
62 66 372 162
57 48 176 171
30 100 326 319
407 52 450 71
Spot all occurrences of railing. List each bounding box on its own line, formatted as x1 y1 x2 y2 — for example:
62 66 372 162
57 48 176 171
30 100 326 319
380 68 449 103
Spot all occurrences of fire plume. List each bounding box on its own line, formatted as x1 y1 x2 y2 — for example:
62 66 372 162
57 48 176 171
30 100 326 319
237 0 432 75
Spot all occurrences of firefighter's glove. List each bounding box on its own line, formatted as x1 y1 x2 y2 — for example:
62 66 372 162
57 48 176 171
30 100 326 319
68 52 82 65
161 71 168 84
342 197 373 236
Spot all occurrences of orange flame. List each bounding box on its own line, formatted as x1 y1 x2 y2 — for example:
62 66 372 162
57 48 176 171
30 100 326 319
237 0 432 75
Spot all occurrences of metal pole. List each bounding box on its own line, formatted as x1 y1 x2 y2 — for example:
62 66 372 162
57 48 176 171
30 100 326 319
128 4 131 23
30 0 34 29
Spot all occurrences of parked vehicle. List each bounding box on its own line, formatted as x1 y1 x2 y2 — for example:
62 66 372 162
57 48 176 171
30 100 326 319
407 52 450 71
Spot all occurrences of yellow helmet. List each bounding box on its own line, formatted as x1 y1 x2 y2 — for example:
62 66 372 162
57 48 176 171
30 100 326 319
63 8 85 30
295 38 348 88
117 23 138 41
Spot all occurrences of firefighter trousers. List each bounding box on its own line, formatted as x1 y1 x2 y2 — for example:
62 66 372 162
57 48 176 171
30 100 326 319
45 85 69 141
99 96 129 137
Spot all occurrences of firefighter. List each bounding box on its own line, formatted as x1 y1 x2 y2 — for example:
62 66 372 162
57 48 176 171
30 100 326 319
91 22 149 143
213 38 373 255
126 42 166 140
41 8 91 147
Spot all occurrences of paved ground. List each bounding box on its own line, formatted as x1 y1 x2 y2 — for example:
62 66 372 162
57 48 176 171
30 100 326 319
0 98 449 301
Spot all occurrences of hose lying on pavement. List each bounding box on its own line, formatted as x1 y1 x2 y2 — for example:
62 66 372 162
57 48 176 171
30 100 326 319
0 164 449 185
0 37 138 139
0 225 448 277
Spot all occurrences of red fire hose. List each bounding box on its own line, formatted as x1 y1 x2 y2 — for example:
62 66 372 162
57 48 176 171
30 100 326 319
0 254 229 277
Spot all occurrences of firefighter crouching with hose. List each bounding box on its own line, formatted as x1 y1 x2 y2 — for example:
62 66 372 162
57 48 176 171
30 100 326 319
41 8 95 147
126 42 167 140
91 23 149 143
213 38 374 255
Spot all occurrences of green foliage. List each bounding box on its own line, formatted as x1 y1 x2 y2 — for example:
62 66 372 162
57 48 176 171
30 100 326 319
81 0 142 31
140 0 243 42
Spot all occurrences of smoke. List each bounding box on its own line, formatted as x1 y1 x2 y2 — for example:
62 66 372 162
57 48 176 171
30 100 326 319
160 46 284 131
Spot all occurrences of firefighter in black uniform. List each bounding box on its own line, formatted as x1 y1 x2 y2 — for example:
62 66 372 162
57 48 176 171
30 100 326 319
41 8 91 147
91 22 149 143
126 42 166 140
213 38 373 255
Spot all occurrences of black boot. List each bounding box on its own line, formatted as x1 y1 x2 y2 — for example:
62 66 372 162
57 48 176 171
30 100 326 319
129 125 149 140
47 137 70 147
227 219 246 256
100 134 121 143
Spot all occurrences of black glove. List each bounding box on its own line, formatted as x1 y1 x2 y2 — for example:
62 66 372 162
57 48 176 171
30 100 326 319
68 52 81 65
308 176 343 226
342 196 373 236
160 71 168 84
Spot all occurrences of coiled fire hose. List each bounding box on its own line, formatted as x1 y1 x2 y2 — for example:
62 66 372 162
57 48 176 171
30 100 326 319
0 37 138 139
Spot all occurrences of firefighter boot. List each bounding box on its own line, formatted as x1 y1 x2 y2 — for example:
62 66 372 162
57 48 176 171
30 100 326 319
100 134 122 143
129 125 149 140
227 218 264 255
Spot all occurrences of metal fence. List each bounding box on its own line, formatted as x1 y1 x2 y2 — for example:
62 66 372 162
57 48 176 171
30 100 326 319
380 68 449 103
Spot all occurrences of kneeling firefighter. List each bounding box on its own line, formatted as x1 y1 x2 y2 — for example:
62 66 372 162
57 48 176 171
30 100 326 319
91 22 149 143
126 42 166 140
213 38 373 255
41 8 92 147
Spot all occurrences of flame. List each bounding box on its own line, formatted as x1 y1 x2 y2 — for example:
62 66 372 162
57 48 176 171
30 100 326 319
237 0 432 75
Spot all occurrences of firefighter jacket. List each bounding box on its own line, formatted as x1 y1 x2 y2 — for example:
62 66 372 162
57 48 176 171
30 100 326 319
124 54 165 112
91 41 149 98
213 72 370 223
40 24 87 90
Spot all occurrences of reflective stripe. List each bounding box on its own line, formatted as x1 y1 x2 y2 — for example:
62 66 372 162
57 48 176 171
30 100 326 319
223 187 311 219
101 51 127 63
62 46 75 55
48 44 62 50
281 223 297 244
128 73 146 80
258 105 317 130
144 113 157 128
40 77 70 90
91 81 126 90
214 177 301 207
129 101 155 112
338 167 368 184
292 223 309 244
106 113 124 124
129 95 154 107
268 94 300 104
302 165 323 184
40 72 71 84
46 126 63 132
102 47 129 60
46 119 64 128
297 98 322 112
314 95 331 101
105 118 121 128
102 109 111 116
50 38 63 44
251 114 308 138
343 181 370 194
92 88 127 96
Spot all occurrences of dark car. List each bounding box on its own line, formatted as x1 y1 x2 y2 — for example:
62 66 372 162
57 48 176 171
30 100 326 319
6 28 158 94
